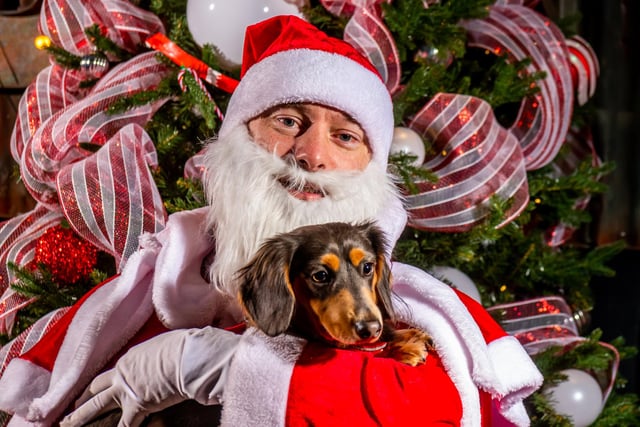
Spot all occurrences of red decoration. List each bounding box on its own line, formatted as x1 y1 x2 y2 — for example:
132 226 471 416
34 225 98 285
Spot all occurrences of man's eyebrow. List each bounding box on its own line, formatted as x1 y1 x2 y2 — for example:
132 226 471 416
259 103 303 117
298 103 361 126
258 103 362 129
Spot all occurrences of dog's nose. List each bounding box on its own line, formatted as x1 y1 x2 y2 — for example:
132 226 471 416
355 320 381 339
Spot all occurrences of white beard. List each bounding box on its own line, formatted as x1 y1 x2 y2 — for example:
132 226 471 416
202 125 403 295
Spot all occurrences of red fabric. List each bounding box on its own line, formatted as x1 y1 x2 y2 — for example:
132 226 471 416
287 341 463 426
241 15 381 79
20 276 119 371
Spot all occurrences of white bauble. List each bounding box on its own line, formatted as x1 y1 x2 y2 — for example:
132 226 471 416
429 265 481 303
546 369 603 427
186 0 305 67
390 127 425 166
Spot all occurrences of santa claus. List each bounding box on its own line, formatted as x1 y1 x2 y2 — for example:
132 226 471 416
0 15 542 427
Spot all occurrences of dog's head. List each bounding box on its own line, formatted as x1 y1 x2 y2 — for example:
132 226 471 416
237 221 394 346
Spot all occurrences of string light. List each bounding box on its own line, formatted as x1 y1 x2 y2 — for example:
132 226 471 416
34 35 52 50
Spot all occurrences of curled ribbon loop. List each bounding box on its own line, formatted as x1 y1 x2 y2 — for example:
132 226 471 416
488 296 620 403
565 35 599 106
0 206 64 333
39 0 165 57
10 66 85 163
462 4 574 170
57 123 167 271
20 52 170 209
320 0 400 93
344 5 401 94
405 93 529 232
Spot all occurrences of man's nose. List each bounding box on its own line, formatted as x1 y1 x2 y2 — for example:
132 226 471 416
293 125 329 171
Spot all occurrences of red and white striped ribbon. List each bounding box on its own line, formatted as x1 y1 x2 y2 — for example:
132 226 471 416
39 0 164 57
488 296 619 402
0 206 64 333
344 5 401 94
320 0 400 93
57 123 167 272
566 35 599 106
0 0 170 336
0 306 70 376
20 52 170 209
462 4 574 170
10 65 85 164
405 93 529 232
184 150 207 183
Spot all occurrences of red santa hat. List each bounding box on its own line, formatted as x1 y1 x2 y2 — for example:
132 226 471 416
218 15 394 169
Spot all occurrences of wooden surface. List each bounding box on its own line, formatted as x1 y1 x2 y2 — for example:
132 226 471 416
0 14 49 88
0 14 44 217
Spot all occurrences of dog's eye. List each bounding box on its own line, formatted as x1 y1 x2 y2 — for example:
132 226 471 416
311 270 330 284
362 262 374 276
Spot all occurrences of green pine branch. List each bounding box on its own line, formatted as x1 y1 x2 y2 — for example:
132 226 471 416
1 262 106 344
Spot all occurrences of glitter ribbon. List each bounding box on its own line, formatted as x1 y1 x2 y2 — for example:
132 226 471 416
1 0 170 334
488 296 620 402
38 0 164 58
0 206 64 334
57 123 167 271
566 35 600 106
462 4 574 170
320 0 400 93
405 93 529 232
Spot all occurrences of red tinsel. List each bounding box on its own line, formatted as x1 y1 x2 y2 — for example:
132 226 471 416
34 226 98 285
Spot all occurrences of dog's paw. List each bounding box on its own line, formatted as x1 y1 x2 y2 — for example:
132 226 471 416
385 328 434 366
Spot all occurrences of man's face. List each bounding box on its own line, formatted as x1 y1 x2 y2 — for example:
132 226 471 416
247 104 372 200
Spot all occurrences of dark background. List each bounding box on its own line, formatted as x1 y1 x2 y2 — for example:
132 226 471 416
580 0 640 396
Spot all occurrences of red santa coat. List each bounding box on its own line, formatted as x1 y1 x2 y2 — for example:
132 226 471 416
0 208 542 426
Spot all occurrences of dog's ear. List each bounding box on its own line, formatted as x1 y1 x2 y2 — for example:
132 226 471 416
236 236 297 336
361 222 395 320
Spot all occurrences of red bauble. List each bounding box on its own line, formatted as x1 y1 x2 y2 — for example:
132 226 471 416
34 225 98 285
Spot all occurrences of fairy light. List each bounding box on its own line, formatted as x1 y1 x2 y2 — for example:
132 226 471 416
34 35 52 50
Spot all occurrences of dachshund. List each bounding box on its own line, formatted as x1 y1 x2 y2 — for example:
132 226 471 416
237 221 434 366
80 222 433 427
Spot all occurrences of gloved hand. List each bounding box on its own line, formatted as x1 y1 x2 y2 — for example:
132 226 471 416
60 326 240 427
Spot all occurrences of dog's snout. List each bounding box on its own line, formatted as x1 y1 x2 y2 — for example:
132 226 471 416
355 320 382 339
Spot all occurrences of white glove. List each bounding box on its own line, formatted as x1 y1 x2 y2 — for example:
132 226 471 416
60 326 240 427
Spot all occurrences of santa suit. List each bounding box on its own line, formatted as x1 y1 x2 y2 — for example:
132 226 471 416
0 15 543 426
0 208 542 426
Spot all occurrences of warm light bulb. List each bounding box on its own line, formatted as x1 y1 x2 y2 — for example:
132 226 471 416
34 35 52 50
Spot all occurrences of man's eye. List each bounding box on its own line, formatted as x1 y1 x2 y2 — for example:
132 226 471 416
311 270 330 284
278 117 298 128
338 133 353 142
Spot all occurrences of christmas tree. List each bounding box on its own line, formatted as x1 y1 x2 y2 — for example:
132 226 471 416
0 0 638 425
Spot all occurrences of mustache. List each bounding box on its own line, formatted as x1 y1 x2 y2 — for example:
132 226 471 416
278 153 362 200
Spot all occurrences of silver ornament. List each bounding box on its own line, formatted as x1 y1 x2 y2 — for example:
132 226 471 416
80 53 109 79
390 127 426 166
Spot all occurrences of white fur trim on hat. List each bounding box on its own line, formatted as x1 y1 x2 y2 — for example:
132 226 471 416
218 48 394 168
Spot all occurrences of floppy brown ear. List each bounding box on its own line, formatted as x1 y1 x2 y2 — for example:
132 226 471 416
237 236 297 336
361 222 395 321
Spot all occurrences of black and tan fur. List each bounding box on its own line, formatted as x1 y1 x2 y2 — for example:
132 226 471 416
237 221 433 366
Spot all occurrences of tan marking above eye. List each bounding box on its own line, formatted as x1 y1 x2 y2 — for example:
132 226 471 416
321 253 340 272
349 247 366 267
